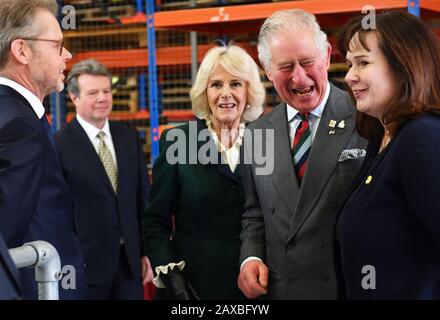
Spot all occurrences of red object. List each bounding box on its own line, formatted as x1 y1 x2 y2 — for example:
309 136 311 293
144 283 156 300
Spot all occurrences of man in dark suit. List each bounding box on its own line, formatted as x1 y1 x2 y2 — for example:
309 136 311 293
0 232 20 300
238 9 367 299
0 0 86 299
55 59 152 299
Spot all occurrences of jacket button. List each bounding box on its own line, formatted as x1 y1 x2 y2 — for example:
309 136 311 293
331 204 338 209
317 239 324 248
232 185 240 191
269 207 275 214
321 276 329 283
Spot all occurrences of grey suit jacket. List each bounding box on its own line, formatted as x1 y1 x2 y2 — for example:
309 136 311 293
240 84 367 299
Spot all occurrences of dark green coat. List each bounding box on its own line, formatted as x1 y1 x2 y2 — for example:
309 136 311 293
142 119 245 299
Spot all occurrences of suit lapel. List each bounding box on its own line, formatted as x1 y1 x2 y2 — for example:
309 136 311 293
68 118 115 195
287 85 355 240
196 119 241 184
216 158 240 183
267 104 299 213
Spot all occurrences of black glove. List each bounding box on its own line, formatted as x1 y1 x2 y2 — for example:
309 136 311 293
160 268 201 300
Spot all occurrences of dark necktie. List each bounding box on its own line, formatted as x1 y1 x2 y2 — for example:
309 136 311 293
292 112 311 185
40 114 56 148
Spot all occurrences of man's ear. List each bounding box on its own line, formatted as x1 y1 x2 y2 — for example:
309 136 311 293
10 39 31 65
325 44 332 69
69 92 79 106
265 66 273 82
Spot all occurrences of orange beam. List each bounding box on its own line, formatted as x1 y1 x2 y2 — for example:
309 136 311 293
66 110 195 123
164 109 195 121
68 49 147 69
66 39 345 70
115 1 440 32
114 1 439 33
67 43 257 69
422 0 440 12
154 0 408 30
108 110 195 121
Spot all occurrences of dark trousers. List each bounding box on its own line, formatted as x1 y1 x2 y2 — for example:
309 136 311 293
87 245 143 300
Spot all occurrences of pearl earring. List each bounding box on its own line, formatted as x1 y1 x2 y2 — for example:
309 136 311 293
246 104 250 109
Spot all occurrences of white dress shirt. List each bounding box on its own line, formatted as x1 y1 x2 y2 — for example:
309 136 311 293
0 76 45 119
76 114 118 166
286 81 331 146
206 120 245 173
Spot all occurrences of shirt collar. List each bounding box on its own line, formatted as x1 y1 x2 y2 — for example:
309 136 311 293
205 119 246 152
0 76 45 119
76 113 111 140
286 81 331 122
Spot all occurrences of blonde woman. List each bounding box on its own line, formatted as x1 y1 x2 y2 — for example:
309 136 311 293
142 44 265 299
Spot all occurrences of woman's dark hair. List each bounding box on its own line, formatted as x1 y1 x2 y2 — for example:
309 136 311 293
339 10 440 141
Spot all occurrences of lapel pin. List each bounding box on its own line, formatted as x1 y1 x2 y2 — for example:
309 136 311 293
365 175 372 184
329 130 335 135
329 120 337 128
337 120 345 129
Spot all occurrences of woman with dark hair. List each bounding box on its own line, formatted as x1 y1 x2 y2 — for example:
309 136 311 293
336 10 440 299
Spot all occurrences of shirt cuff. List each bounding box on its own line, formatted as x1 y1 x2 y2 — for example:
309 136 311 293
152 261 186 288
240 256 262 270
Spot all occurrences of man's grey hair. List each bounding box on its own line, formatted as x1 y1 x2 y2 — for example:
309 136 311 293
0 0 58 69
67 59 112 97
258 9 329 69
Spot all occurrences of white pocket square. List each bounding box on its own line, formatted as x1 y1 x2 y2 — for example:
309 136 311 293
338 148 366 162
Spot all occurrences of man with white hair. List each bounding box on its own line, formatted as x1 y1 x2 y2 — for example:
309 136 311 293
0 0 86 299
238 9 367 299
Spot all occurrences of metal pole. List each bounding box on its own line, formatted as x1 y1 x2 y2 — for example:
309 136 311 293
9 244 37 269
407 0 420 16
146 0 160 163
139 74 146 111
9 241 61 300
136 0 143 12
190 0 198 83
138 74 147 158
50 92 62 132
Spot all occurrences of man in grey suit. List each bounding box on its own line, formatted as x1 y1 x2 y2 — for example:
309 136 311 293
238 9 367 299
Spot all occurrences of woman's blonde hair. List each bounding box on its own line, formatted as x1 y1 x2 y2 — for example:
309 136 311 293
189 44 265 123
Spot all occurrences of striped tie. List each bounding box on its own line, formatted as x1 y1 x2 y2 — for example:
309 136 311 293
292 113 311 184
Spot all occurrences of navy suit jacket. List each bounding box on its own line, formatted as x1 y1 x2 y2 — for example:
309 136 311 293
0 85 86 299
0 232 21 300
336 113 440 299
54 117 149 285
